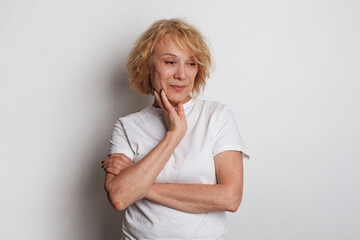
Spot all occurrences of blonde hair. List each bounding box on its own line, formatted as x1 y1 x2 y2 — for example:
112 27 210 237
127 18 212 95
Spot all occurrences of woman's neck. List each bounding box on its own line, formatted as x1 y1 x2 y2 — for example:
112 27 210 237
152 95 191 108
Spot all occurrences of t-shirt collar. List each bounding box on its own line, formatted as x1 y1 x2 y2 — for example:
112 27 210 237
148 97 195 114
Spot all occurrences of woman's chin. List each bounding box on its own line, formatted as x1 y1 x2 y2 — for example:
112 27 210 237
167 95 190 106
168 99 181 107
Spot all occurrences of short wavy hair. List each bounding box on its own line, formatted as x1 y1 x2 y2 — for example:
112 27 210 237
127 18 212 96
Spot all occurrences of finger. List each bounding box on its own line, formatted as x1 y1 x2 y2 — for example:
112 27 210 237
160 89 175 113
103 163 119 173
176 103 185 118
105 160 132 175
120 154 134 163
109 155 133 165
102 159 124 169
102 160 111 166
103 160 122 169
103 158 133 170
102 163 110 171
103 159 117 168
111 161 129 171
102 159 111 165
154 90 165 110
102 162 111 170
106 167 121 175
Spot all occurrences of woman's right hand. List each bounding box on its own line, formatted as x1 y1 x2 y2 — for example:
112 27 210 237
154 90 187 140
104 90 188 211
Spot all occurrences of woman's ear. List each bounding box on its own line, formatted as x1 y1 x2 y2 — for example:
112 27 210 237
148 74 156 95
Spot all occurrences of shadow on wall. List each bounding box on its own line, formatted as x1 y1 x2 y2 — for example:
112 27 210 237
83 66 152 240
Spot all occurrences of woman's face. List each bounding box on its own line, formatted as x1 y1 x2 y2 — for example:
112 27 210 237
150 34 198 106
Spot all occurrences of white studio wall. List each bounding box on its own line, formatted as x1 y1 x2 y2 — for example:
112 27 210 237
1 0 359 239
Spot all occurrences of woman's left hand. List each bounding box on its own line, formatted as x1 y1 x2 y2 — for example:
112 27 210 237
102 153 134 175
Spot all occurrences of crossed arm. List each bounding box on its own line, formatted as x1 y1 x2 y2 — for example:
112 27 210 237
144 150 243 213
103 150 243 213
103 90 243 213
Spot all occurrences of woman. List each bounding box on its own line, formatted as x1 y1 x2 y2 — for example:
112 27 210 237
102 19 249 239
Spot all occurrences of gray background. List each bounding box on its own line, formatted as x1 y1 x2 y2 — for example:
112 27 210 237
1 0 359 239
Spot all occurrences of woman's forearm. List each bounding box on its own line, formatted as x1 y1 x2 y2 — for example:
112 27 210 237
145 182 243 213
105 131 182 211
145 151 243 214
105 91 188 211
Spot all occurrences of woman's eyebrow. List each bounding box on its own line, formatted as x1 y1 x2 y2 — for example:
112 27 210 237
161 53 196 59
161 53 177 57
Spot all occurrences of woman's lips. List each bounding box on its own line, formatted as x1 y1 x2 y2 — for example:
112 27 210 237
170 85 186 92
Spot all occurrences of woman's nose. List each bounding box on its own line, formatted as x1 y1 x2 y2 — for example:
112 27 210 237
174 64 186 80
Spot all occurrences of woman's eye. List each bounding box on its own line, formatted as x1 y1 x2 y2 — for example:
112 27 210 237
165 61 175 64
189 62 196 66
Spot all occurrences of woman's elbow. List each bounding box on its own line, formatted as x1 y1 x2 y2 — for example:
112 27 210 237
107 189 130 211
105 183 130 211
227 199 241 213
111 199 128 211
226 190 243 213
104 177 150 211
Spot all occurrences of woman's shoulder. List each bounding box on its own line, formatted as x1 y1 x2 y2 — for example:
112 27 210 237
192 98 230 114
116 106 158 124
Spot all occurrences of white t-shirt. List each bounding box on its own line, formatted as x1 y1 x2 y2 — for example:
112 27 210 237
110 98 249 240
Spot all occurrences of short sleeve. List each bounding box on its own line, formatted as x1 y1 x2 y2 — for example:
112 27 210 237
212 106 250 159
109 118 135 160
